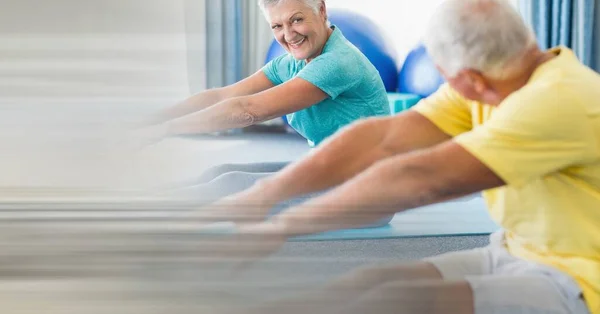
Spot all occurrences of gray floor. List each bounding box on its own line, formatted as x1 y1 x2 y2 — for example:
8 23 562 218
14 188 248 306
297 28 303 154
172 132 492 295
145 131 492 297
0 130 492 313
246 235 489 285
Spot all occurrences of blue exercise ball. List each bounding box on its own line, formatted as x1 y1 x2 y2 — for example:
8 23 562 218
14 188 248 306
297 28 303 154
397 44 445 97
265 9 399 92
265 40 285 64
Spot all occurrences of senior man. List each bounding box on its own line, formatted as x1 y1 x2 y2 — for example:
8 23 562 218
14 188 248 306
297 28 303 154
200 0 600 313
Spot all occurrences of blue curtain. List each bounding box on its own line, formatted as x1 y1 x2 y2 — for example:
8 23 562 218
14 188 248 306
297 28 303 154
206 0 243 88
518 0 595 67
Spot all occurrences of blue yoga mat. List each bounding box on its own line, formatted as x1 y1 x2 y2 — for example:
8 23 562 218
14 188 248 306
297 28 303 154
293 195 500 241
199 195 500 241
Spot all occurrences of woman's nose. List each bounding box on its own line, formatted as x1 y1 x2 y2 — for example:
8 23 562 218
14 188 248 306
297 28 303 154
283 26 297 42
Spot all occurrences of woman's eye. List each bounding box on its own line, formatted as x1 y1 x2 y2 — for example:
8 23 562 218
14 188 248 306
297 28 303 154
293 18 303 23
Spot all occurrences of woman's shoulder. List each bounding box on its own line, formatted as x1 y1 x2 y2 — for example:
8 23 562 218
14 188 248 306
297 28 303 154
265 52 306 74
321 35 372 70
267 52 298 66
314 40 365 68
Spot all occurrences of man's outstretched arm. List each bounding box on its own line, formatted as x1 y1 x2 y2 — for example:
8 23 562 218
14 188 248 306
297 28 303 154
247 111 453 206
270 140 505 236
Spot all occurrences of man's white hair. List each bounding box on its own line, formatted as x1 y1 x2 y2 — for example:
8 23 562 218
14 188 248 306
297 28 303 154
423 0 537 79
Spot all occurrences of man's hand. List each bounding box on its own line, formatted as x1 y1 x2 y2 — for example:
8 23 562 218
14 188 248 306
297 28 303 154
202 191 277 223
196 221 288 273
234 221 288 262
181 183 280 224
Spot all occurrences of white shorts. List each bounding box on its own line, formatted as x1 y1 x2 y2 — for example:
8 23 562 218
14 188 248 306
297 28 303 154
424 231 589 314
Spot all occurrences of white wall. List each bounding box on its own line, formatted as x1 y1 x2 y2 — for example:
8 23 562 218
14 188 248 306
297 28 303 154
326 0 444 64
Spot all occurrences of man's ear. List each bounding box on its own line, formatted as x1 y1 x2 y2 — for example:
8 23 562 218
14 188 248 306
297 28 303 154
434 65 448 79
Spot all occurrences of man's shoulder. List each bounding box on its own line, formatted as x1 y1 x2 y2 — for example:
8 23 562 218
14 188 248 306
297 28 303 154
512 48 600 109
493 78 590 131
505 69 590 114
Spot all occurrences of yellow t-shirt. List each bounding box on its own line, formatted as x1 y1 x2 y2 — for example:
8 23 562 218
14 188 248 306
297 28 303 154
412 46 600 313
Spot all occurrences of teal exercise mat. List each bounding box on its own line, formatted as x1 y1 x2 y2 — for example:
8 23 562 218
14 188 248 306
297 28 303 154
0 196 498 241
293 196 500 241
197 195 500 242
387 93 422 114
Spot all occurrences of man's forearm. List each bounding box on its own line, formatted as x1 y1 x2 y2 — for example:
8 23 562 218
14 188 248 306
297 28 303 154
252 119 393 205
248 112 453 206
270 140 505 237
271 153 462 237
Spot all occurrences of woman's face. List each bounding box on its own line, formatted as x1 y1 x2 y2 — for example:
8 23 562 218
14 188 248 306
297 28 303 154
266 0 330 62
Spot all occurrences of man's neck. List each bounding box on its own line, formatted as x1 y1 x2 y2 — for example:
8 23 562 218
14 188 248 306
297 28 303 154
492 47 557 99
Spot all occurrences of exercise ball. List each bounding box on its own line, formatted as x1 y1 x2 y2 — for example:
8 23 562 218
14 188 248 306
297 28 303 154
397 44 445 97
265 9 399 92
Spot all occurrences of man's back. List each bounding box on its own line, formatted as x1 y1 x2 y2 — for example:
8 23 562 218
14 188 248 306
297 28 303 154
413 46 600 312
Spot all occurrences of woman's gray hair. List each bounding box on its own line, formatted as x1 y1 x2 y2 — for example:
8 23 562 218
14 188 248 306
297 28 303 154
258 0 324 16
423 0 537 79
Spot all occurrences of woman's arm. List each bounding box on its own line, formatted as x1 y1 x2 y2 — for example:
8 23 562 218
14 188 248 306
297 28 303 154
151 70 275 123
163 77 328 135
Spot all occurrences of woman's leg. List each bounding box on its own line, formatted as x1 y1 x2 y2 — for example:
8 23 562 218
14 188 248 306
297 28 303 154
165 171 274 204
195 162 289 184
158 162 289 196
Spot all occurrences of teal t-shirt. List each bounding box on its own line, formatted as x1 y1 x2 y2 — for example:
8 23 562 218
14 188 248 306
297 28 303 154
262 25 390 147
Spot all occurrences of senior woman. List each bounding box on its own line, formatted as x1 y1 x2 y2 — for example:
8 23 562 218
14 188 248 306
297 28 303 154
153 0 389 204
